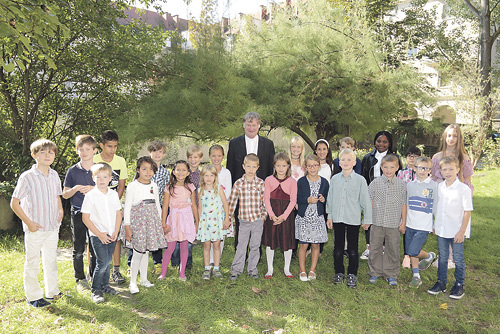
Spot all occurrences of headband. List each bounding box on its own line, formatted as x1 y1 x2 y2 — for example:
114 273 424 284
315 139 330 149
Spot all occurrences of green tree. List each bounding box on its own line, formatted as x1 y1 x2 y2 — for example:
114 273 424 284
233 0 432 148
0 0 165 182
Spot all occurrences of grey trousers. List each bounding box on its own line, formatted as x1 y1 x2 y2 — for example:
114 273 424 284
368 225 400 279
231 219 264 276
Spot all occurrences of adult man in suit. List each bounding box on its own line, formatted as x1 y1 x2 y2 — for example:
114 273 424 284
227 111 275 250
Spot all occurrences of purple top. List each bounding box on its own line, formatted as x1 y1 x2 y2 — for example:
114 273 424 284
431 157 474 193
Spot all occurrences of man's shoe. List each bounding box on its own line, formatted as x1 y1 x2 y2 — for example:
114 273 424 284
449 283 465 300
91 291 105 303
27 298 51 308
428 280 447 295
333 273 345 285
418 252 436 270
111 270 126 284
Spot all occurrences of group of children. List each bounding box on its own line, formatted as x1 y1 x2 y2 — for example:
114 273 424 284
10 128 473 308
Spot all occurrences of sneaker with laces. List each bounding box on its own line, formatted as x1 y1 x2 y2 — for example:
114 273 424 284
346 274 357 288
213 269 223 279
333 273 345 284
91 291 105 303
449 283 465 299
409 276 422 288
360 248 369 260
428 280 447 295
202 269 211 280
27 298 51 308
103 286 119 295
418 252 436 270
129 283 139 294
111 270 126 284
140 280 154 288
229 274 239 281
386 277 398 286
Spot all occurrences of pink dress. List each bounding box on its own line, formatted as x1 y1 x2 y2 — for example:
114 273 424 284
164 184 196 243
291 164 305 181
431 158 474 193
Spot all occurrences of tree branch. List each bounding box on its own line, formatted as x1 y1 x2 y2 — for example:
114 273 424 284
463 0 480 18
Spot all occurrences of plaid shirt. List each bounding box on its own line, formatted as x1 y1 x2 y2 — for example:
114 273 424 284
153 165 170 205
228 175 266 222
368 174 406 228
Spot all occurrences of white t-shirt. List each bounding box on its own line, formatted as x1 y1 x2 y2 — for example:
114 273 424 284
218 167 232 200
318 163 332 184
81 187 122 237
435 179 473 238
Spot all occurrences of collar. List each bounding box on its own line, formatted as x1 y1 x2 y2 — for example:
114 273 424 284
415 176 431 184
375 150 387 159
31 165 54 177
441 178 460 189
381 174 396 183
245 134 259 142
341 171 354 179
242 175 258 184
76 161 94 171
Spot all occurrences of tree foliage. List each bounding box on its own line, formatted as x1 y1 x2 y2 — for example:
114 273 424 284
0 0 165 183
232 0 432 149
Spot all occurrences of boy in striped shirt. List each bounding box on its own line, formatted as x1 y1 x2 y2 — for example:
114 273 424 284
11 139 64 308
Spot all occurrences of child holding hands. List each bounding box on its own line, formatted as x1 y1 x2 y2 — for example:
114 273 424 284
123 157 167 294
159 160 199 281
326 149 371 288
263 152 297 279
295 154 329 281
197 164 232 279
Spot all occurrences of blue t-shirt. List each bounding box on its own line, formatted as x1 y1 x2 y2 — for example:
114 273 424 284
63 162 95 210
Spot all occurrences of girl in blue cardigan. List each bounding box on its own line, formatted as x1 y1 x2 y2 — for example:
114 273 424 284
295 154 329 281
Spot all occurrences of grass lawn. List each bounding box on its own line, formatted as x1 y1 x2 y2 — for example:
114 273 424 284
1 169 499 333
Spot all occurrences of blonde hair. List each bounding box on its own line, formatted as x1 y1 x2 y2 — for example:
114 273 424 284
243 153 259 165
339 148 356 160
381 154 399 166
187 145 203 158
439 156 459 169
290 136 305 167
199 164 219 198
91 162 112 177
439 124 467 182
339 137 355 148
273 152 291 178
415 156 432 166
304 154 320 175
30 139 58 155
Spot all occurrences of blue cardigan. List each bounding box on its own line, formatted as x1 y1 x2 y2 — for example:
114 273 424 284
296 176 329 217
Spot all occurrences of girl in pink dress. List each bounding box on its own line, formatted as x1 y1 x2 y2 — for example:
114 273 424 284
159 160 199 281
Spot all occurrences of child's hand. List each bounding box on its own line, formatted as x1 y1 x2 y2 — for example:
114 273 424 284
98 232 113 244
326 219 333 229
27 220 43 232
308 196 319 204
398 223 406 234
163 224 171 234
223 217 231 230
110 232 118 241
432 228 436 235
79 185 94 194
362 224 370 230
454 231 465 243
125 226 132 242
318 194 325 203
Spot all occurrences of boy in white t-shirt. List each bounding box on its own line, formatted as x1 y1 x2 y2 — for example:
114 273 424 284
427 156 473 300
81 163 122 303
403 156 438 288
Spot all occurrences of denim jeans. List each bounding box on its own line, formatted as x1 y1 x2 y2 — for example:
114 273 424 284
171 242 192 266
90 236 115 292
437 236 465 285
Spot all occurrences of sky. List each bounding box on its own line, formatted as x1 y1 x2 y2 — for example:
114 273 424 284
136 0 284 20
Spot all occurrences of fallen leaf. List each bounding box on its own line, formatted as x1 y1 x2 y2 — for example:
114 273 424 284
54 317 63 324
440 303 448 310
252 286 261 294
266 311 273 315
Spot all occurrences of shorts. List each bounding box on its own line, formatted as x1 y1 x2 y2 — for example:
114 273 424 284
405 227 430 257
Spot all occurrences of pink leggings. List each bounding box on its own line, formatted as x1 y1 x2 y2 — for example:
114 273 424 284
161 240 189 278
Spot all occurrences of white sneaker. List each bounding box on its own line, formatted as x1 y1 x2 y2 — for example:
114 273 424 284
140 280 154 288
129 283 139 294
360 248 369 260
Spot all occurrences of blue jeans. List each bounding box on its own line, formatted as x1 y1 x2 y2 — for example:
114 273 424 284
171 242 192 266
90 236 115 292
437 236 465 285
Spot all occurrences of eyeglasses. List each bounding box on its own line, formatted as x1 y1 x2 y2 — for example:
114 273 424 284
415 166 431 171
406 155 419 159
306 164 320 168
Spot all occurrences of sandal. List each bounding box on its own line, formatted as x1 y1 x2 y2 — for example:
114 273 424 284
299 272 309 282
308 271 316 280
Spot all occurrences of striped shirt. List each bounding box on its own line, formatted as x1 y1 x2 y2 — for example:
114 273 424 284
228 175 266 222
368 174 407 228
12 165 62 232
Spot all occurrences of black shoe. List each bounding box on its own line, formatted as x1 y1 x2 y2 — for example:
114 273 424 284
449 283 465 299
111 270 126 284
103 286 119 295
333 273 345 284
428 280 447 295
27 298 51 308
346 274 357 289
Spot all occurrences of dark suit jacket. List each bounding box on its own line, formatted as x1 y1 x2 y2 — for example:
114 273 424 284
296 176 329 217
226 134 275 185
